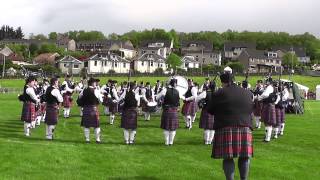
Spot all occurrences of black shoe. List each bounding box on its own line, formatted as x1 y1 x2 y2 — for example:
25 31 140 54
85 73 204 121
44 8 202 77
263 140 270 143
96 141 101 144
85 140 90 144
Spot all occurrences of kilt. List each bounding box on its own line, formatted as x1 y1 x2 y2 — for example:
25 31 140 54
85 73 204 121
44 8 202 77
44 103 59 125
63 94 72 108
121 108 138 129
212 126 253 159
21 102 36 123
199 108 214 130
262 103 276 126
161 107 179 130
36 104 42 116
275 107 285 125
142 98 153 112
40 103 46 115
182 100 196 116
253 100 263 117
81 105 100 128
102 96 111 107
109 101 118 114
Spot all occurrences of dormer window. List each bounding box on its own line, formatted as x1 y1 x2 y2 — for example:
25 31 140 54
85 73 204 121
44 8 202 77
190 43 197 47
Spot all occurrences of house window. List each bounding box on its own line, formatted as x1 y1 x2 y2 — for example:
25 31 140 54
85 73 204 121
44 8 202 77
151 61 153 67
94 61 97 66
123 63 126 68
115 62 118 67
64 63 67 67
276 60 280 64
74 64 79 69
196 58 199 61
152 51 155 54
185 63 189 67
210 54 213 58
105 61 107 66
142 61 144 66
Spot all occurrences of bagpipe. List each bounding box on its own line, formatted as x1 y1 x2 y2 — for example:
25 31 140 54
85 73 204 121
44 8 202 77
198 72 219 109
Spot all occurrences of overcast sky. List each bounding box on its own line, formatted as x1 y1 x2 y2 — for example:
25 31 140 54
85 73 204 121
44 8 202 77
0 0 319 37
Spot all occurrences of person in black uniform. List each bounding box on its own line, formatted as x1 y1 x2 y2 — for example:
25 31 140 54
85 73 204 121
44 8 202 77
79 78 103 143
44 77 63 140
208 73 254 180
121 82 141 144
156 78 180 146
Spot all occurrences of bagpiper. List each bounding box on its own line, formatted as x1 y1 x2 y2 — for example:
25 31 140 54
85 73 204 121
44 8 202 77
61 75 75 118
141 82 154 121
252 80 264 129
207 73 253 180
44 77 63 140
120 82 141 144
197 81 216 145
258 77 277 142
156 78 180 146
182 79 197 129
79 78 103 143
19 76 40 136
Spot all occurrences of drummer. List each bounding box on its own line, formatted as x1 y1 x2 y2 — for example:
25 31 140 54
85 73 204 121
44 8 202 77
141 82 155 121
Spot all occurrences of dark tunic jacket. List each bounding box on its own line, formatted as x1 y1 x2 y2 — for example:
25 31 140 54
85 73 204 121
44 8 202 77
207 85 253 130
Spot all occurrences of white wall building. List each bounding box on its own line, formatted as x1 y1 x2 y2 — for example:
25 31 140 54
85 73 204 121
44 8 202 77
134 53 168 73
86 53 130 74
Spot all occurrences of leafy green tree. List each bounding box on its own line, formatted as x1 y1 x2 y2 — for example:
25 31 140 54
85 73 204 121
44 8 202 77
167 53 182 74
282 52 300 68
48 32 58 40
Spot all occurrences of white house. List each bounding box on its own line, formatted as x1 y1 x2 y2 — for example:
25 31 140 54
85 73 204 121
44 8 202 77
86 53 130 74
138 40 173 59
181 56 200 70
134 53 168 73
58 55 84 75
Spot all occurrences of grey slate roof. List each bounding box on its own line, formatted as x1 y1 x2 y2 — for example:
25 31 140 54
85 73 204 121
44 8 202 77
139 40 171 48
271 45 307 57
138 53 166 62
181 40 213 51
87 53 130 62
224 41 256 51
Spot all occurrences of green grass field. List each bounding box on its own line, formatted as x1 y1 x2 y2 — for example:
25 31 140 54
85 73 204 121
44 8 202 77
0 91 320 179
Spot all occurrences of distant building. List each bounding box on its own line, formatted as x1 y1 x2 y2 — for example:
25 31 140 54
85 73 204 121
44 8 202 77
180 40 221 66
180 56 200 70
224 42 256 61
76 40 136 59
138 40 173 59
271 46 310 64
85 53 130 74
238 49 282 73
58 55 84 75
134 53 168 73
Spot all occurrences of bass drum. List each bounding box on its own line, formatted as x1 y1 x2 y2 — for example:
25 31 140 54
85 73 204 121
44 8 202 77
168 75 188 97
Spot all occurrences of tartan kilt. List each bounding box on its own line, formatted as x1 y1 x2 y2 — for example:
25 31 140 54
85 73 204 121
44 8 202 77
182 100 196 116
275 107 285 125
212 126 253 159
262 103 276 126
199 108 214 130
161 107 179 130
81 105 100 128
102 96 111 107
40 103 46 115
45 103 59 125
121 108 138 129
36 104 42 116
109 101 118 114
253 100 263 117
21 102 36 123
63 94 72 108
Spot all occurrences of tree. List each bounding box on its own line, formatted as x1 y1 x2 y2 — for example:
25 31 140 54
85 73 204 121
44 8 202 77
282 52 299 69
227 62 244 74
48 32 58 40
38 43 64 54
167 53 182 74
29 43 39 57
30 34 48 40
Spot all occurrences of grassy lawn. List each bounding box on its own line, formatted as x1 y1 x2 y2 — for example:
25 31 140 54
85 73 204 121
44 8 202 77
0 92 319 179
1 75 320 91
